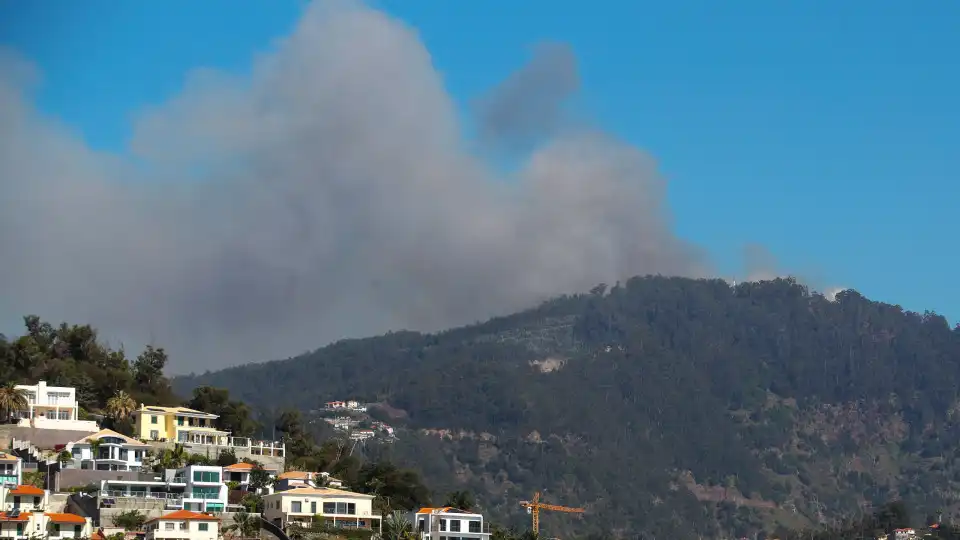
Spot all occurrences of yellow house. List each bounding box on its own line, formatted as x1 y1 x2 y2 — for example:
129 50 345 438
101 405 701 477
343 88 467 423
132 406 229 445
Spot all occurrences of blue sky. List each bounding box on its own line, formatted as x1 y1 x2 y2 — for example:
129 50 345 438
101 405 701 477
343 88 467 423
1 0 958 322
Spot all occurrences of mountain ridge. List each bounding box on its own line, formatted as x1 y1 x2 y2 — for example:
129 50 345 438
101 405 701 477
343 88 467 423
173 275 960 539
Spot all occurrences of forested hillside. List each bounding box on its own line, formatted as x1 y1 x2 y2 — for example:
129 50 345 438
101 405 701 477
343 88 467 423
178 276 956 538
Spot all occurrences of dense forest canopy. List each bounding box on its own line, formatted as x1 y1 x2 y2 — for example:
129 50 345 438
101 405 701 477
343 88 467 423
5 276 960 539
173 276 960 539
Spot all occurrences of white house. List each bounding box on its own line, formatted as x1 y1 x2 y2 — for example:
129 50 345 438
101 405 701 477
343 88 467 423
0 453 21 488
43 512 93 539
0 510 91 539
144 509 220 540
0 483 47 512
262 487 381 531
100 465 228 513
412 507 491 540
13 381 99 431
66 429 150 471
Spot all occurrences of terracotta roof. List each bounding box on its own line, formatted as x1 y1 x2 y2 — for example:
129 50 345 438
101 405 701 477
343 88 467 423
277 471 312 480
225 462 277 472
10 485 44 496
271 487 372 499
145 510 220 524
417 507 452 514
45 513 87 524
0 512 31 522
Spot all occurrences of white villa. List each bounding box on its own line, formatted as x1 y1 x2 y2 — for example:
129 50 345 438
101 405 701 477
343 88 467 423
0 510 92 539
144 509 220 540
412 507 491 540
66 429 150 471
100 465 228 513
0 453 21 488
263 487 381 531
12 381 99 431
0 483 47 512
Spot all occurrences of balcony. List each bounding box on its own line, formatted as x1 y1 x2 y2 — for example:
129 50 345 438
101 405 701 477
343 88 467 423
100 490 183 503
186 492 222 500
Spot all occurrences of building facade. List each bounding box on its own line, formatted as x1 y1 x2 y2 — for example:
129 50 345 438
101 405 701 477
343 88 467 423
262 487 381 531
0 484 47 512
99 465 228 513
12 381 99 431
0 454 21 488
412 507 491 540
66 429 150 471
144 509 220 540
133 406 228 445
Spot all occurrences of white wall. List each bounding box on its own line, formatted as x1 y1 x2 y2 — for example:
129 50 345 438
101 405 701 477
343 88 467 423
147 519 219 540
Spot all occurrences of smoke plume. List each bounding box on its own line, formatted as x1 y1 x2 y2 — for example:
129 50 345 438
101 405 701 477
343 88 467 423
0 0 709 373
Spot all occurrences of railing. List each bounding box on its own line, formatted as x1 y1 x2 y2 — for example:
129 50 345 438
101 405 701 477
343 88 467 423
427 522 492 534
186 493 222 500
100 490 182 501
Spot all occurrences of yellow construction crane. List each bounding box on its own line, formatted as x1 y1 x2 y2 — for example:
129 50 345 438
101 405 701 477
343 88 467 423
519 491 585 535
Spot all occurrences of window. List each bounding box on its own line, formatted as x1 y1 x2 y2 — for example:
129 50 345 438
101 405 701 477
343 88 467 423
469 521 481 533
193 471 220 483
178 417 185 426
292 501 302 513
151 415 158 424
450 520 461 532
165 523 175 531
199 523 209 531
418 519 425 532
322 502 356 515
311 501 317 514
75 525 81 535
53 524 61 535
440 519 447 532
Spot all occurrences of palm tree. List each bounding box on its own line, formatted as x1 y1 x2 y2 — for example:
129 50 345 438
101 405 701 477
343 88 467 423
0 382 28 423
88 438 103 469
444 490 475 512
161 443 187 469
223 510 260 538
105 391 136 422
381 511 414 540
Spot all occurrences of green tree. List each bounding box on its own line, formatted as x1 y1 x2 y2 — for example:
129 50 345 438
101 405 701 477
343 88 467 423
223 510 260 538
186 386 258 437
381 511 414 540
444 491 475 511
113 510 146 531
0 382 27 423
249 463 273 494
217 448 239 466
106 390 136 422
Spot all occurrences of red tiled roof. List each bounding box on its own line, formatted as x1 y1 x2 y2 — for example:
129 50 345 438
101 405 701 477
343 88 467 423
45 513 86 524
10 485 44 496
0 512 32 522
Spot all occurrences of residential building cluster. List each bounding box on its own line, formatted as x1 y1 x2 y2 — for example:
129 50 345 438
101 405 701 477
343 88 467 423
323 400 367 413
2 381 495 540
